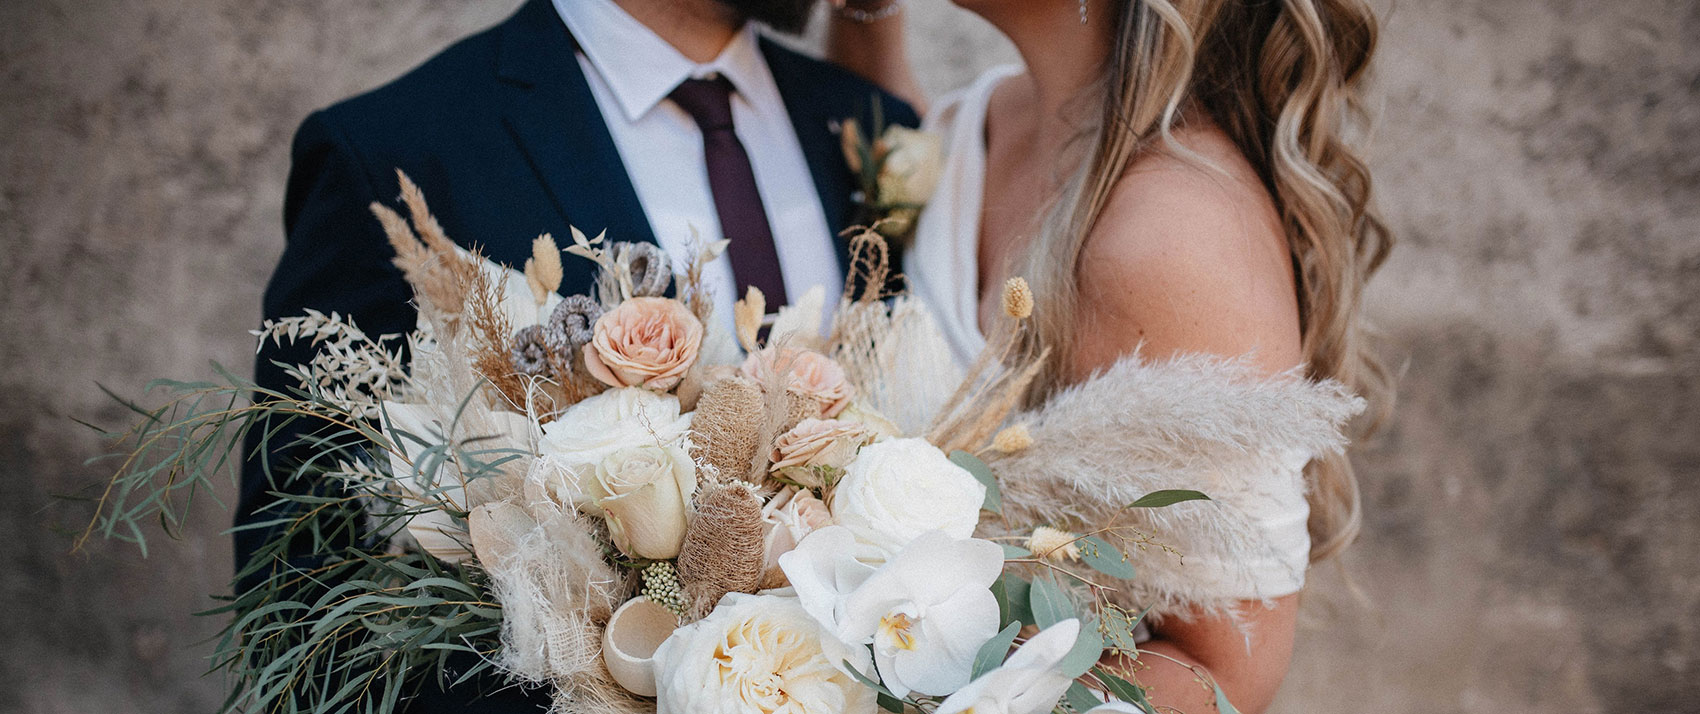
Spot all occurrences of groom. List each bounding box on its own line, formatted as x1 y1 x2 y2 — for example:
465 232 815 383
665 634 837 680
241 0 916 710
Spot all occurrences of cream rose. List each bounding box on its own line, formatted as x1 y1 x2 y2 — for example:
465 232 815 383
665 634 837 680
653 593 875 714
770 419 874 480
585 296 704 390
585 444 697 559
829 438 985 560
535 387 692 510
876 126 942 207
760 487 834 587
741 347 853 418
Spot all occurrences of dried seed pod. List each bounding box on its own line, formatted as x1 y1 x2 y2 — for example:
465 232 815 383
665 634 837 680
618 242 673 298
675 481 766 616
690 376 765 479
545 294 603 356
510 325 551 377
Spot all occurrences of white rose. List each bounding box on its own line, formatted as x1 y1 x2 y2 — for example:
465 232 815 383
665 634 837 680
876 126 943 206
589 444 697 559
829 438 985 560
653 593 876 714
535 387 692 509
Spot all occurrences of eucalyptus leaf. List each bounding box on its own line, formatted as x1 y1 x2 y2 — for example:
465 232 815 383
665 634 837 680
972 621 1023 679
997 573 1034 627
1028 575 1073 629
844 660 896 698
1126 489 1211 509
877 693 904 713
1000 543 1033 559
1080 535 1137 580
949 449 1002 513
1065 682 1101 713
1213 681 1242 714
1057 619 1105 679
1096 668 1157 714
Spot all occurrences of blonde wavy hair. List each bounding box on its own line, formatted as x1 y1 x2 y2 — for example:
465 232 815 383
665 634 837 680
1019 0 1393 562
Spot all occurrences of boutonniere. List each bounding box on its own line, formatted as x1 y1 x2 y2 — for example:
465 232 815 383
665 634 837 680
839 114 942 246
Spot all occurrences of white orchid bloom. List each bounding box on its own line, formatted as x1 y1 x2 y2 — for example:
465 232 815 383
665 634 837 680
934 619 1082 714
778 525 877 637
783 527 1003 698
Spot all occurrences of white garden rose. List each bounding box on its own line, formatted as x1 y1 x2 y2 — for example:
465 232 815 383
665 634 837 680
590 444 697 559
876 126 943 206
829 438 985 560
653 593 876 714
535 387 692 509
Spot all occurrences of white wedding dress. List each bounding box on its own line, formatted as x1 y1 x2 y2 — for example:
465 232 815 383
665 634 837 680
904 66 1325 613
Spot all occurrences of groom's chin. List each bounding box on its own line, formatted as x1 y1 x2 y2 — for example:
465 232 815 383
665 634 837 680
720 0 817 35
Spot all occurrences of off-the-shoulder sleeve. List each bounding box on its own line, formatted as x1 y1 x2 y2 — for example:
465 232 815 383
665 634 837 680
983 352 1364 621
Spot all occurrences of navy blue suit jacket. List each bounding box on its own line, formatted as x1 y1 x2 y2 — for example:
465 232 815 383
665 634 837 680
239 0 916 710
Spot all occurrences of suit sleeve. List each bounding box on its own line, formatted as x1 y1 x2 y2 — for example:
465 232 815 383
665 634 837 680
234 110 415 591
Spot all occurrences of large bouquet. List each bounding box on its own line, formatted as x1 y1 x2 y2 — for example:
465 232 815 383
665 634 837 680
81 172 1255 714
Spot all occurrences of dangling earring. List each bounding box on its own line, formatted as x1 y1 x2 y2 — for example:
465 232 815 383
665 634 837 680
1079 0 1089 25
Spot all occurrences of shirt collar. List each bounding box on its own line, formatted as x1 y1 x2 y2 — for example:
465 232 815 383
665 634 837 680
552 0 770 122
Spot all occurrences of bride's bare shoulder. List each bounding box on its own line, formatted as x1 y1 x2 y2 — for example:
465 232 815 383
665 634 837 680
1072 123 1302 376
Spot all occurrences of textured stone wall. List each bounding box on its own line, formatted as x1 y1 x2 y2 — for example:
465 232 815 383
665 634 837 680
2 1 1694 712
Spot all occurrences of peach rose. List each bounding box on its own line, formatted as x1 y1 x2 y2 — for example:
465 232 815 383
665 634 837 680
585 297 704 391
741 347 853 417
770 419 875 477
759 487 835 587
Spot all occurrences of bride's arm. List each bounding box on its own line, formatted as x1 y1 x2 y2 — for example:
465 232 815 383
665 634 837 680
825 1 928 114
1068 131 1306 713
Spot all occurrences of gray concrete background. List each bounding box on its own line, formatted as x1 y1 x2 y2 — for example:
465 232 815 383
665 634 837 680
2 1 1695 712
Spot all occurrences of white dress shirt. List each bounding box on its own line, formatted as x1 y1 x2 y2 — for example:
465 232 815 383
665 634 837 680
551 0 842 335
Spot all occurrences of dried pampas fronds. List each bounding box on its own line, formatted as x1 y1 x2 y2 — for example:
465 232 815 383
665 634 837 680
840 227 899 303
675 231 729 329
675 481 766 618
927 277 1049 454
369 170 483 338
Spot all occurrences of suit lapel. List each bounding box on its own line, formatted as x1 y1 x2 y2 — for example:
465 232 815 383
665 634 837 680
494 0 657 254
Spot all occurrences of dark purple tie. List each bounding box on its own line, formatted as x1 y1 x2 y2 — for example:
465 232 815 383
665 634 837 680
669 76 788 308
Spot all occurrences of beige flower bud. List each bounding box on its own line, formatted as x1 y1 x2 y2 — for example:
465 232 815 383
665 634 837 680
1027 526 1082 563
992 424 1034 454
1002 277 1034 319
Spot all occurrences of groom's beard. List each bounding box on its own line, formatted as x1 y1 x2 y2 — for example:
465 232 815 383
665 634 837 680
719 0 816 34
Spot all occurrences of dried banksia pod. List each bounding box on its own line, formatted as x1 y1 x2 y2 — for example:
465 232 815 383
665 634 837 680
617 241 673 298
544 294 602 356
690 376 765 479
1002 277 1033 319
675 481 766 616
991 423 1033 454
773 388 821 443
1027 526 1081 563
510 325 551 377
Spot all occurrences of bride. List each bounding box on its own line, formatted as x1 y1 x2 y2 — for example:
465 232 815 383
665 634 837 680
829 0 1392 711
